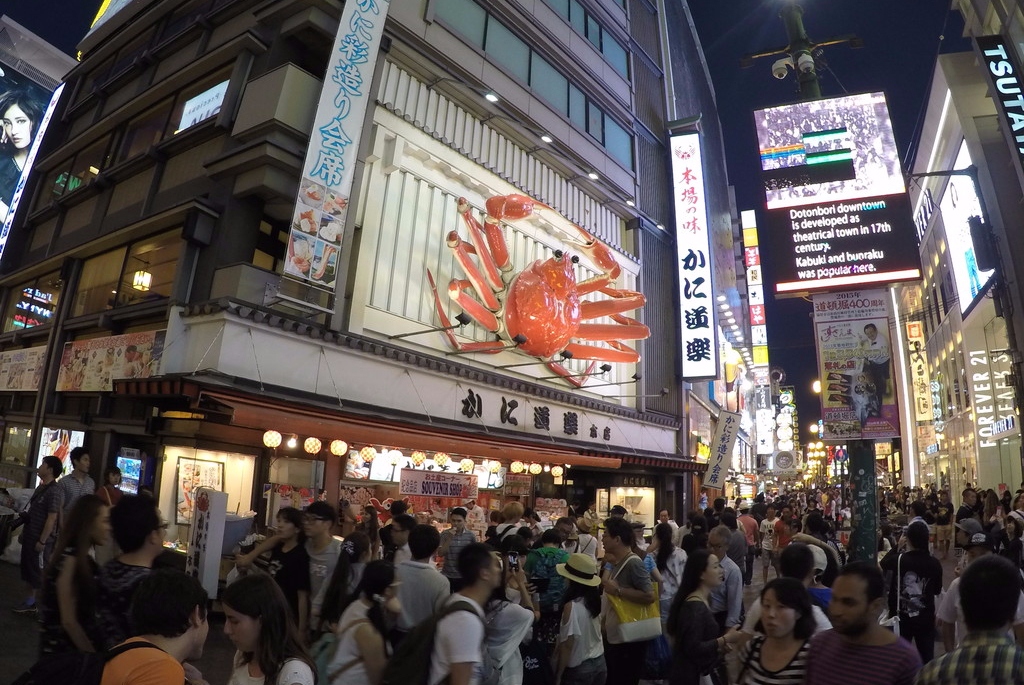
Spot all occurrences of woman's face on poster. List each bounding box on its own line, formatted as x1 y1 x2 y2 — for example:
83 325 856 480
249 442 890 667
2 104 33 149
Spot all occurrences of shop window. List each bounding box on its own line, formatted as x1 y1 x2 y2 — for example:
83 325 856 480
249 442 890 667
66 136 112 191
116 231 182 307
2 271 62 333
434 0 486 47
119 101 172 161
0 426 31 466
167 69 232 136
530 53 568 113
72 248 127 317
485 20 530 83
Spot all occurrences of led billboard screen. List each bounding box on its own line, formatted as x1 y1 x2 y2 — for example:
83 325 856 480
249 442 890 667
0 64 56 225
940 141 993 312
754 92 922 295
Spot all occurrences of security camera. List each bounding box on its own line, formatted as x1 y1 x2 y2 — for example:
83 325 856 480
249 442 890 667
797 53 815 74
771 57 793 80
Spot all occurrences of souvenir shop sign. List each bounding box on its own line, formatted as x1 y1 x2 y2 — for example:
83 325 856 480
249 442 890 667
399 468 478 499
504 473 532 497
55 331 165 392
284 0 391 292
702 411 741 489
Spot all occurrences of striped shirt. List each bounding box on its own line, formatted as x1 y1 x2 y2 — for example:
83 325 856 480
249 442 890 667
58 472 96 517
914 631 1024 685
737 636 809 685
440 528 478 579
805 629 921 685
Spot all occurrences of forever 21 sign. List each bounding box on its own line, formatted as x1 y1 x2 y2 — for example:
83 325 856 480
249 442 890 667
977 35 1024 176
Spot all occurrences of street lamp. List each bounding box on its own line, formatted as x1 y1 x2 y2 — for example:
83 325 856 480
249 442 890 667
812 379 821 394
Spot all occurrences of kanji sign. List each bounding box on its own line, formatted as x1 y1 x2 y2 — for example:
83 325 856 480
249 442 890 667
905 321 933 423
672 131 717 380
703 411 742 489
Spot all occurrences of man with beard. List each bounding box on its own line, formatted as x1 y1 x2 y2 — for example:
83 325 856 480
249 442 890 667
804 562 921 685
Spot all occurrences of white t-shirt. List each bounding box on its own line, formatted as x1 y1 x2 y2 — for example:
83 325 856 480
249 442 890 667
759 518 778 551
228 657 314 685
485 597 534 685
937 576 1024 646
329 601 376 685
429 594 486 685
559 597 604 668
742 597 831 634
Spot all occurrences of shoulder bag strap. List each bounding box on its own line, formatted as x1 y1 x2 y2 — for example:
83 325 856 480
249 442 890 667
896 552 902 616
327 618 372 680
611 553 637 581
104 640 165 663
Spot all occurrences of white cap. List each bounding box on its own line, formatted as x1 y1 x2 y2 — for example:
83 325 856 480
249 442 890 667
810 545 828 573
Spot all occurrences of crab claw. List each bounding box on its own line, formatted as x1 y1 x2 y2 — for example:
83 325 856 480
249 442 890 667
485 194 551 223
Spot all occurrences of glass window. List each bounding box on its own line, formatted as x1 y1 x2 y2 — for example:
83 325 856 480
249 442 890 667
587 101 604 143
41 161 73 202
435 0 486 47
604 37 629 77
67 136 111 191
605 117 633 169
0 426 31 465
116 231 182 307
167 70 232 136
485 20 530 83
569 85 586 130
72 248 127 317
548 0 569 20
570 1 586 34
119 101 172 161
586 15 602 49
2 272 62 333
107 31 153 80
530 54 568 113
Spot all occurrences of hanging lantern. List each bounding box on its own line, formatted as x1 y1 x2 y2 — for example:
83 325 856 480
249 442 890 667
510 461 525 474
388 449 403 465
411 450 427 466
529 463 543 475
551 465 564 478
262 430 282 448
460 458 475 473
489 461 501 474
360 446 377 463
329 440 348 456
434 452 450 467
303 437 322 455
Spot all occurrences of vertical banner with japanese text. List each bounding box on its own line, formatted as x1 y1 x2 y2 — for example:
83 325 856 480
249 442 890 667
703 411 741 489
671 131 717 379
284 0 391 292
812 290 900 440
905 321 933 423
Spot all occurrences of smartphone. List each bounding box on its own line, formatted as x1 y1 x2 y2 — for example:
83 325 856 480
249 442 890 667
530 577 551 594
507 552 520 571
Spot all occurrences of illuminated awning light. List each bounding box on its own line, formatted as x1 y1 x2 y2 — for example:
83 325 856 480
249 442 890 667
132 270 152 292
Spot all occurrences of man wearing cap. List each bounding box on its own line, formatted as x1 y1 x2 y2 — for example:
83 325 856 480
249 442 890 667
879 521 943 662
937 527 1024 651
609 504 628 519
953 517 983 575
737 503 758 587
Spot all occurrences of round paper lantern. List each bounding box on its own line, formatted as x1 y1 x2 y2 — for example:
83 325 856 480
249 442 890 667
329 440 348 456
263 430 282 448
510 461 525 474
359 446 377 463
388 449 403 464
411 450 427 466
433 452 450 467
460 458 475 473
529 463 543 475
303 437 322 454
489 461 501 473
551 465 564 478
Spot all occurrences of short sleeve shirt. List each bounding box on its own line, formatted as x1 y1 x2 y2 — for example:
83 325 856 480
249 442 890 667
58 473 97 516
100 639 184 685
97 561 152 649
25 481 61 542
430 595 485 685
759 518 777 551
265 542 311 620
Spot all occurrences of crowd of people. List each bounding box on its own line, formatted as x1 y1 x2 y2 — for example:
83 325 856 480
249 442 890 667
13 452 1024 685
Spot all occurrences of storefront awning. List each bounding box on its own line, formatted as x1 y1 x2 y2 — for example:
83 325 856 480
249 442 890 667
621 454 703 471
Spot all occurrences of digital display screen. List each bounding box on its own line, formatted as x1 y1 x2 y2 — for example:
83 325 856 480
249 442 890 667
754 92 922 294
116 454 142 495
940 141 993 312
36 427 85 475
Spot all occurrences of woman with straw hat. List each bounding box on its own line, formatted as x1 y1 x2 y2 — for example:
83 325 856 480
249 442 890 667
552 553 606 685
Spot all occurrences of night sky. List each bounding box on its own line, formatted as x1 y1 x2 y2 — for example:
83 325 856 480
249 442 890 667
5 1 974 435
688 0 973 431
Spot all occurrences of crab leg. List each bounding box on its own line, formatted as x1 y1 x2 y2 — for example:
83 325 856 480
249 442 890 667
446 231 501 311
580 292 647 319
457 198 505 289
575 315 650 341
546 360 598 388
426 270 506 352
564 341 641 364
447 279 500 331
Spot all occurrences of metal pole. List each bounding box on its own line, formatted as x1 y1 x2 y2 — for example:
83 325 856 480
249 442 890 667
780 1 822 100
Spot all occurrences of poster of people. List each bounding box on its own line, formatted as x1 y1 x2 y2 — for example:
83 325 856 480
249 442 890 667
0 62 55 225
812 290 900 440
55 331 166 392
36 427 85 474
175 458 224 525
0 345 46 391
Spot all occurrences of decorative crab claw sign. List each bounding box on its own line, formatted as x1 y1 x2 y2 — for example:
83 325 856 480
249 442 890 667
427 194 650 387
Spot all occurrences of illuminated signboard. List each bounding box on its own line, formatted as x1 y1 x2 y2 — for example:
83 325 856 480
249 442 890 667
976 35 1024 178
13 287 56 329
754 92 922 295
940 141 993 312
175 81 229 134
671 131 718 380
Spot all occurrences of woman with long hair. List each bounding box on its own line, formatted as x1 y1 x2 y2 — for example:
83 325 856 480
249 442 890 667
648 522 687 625
680 515 709 555
1004 515 1024 568
39 494 110 654
734 578 813 684
356 506 380 559
320 532 372 631
0 89 43 214
262 507 311 634
327 560 401 684
666 549 745 685
554 554 605 685
222 573 316 685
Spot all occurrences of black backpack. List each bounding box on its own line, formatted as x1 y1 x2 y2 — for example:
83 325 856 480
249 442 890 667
12 641 161 685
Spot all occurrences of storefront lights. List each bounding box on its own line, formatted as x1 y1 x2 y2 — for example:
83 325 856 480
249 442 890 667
286 435 297 449
434 452 450 467
263 430 282 448
411 450 427 466
510 461 525 473
489 461 501 474
460 458 475 472
132 270 152 292
303 437 322 454
551 465 564 478
529 463 543 475
388 449 403 465
360 446 377 463
543 464 551 472
329 440 348 456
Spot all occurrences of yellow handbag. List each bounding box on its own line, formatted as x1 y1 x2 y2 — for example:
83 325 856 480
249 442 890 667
607 578 662 643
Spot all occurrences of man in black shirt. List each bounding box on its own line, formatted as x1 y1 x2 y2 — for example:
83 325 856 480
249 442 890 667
956 488 979 525
880 521 944 663
933 490 954 560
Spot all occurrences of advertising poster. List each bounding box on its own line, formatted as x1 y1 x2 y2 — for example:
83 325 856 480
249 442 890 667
702 411 741 489
36 427 85 474
754 92 922 294
284 0 392 292
812 290 900 440
939 141 993 312
398 468 478 500
185 488 228 597
905 321 934 423
0 63 58 225
55 330 166 392
0 346 46 391
175 458 225 525
504 473 532 498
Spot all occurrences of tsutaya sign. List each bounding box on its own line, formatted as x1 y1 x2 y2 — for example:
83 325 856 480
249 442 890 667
671 130 718 380
284 0 391 293
977 35 1024 176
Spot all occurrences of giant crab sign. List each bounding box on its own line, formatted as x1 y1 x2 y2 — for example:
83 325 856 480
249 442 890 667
427 194 650 387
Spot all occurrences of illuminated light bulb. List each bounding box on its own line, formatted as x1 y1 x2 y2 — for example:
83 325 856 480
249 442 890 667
388 449 403 465
460 458 475 472
286 435 297 449
529 463 543 475
489 461 501 473
411 450 427 466
434 452 450 467
551 466 564 478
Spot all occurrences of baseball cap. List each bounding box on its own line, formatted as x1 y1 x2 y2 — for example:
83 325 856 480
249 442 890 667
738 500 751 512
955 518 983 535
809 545 828 573
965 531 993 551
610 505 628 517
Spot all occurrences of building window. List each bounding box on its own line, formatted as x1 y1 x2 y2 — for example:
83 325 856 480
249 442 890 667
531 53 568 112
167 69 232 136
545 0 630 77
0 426 31 466
73 248 127 317
66 136 113 191
41 160 73 202
119 100 172 161
434 0 486 47
604 117 633 169
1 271 62 333
485 19 530 83
116 231 182 307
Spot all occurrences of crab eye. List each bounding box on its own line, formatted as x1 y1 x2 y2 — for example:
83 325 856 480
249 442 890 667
571 255 580 264
553 250 563 260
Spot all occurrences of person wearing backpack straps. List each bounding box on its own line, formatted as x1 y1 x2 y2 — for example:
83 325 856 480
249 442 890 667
101 569 211 685
326 561 401 684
